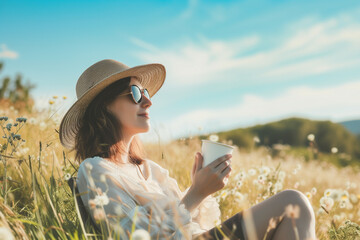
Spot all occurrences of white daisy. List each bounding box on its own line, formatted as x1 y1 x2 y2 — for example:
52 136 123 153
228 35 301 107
307 134 315 142
132 229 151 240
94 193 110 206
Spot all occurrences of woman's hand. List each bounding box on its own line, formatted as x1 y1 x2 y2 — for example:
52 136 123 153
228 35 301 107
190 152 232 198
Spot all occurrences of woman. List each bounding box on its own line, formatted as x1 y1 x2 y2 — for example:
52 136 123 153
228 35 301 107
59 59 316 240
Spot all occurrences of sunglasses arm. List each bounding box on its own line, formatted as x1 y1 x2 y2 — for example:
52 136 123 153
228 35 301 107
117 92 132 97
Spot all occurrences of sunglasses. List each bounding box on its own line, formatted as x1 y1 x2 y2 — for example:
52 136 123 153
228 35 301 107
118 85 151 104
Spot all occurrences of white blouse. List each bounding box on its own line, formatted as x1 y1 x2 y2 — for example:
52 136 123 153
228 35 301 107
76 156 221 239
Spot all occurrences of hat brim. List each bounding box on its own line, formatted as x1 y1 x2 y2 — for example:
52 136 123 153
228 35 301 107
59 63 165 149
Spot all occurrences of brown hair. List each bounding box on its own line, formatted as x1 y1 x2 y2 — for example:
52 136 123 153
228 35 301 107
74 76 146 165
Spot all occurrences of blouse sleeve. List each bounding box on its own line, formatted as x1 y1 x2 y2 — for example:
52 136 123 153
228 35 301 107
76 158 193 240
181 187 221 230
150 160 222 231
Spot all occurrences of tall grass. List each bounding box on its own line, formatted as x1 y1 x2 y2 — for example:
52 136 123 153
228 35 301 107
0 102 359 239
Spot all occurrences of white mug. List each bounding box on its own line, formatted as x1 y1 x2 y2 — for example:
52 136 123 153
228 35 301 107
201 140 235 167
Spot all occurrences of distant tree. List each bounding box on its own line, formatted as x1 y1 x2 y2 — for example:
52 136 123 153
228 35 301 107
0 61 36 112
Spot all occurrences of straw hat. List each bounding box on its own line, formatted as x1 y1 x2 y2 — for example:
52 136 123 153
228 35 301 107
59 59 166 149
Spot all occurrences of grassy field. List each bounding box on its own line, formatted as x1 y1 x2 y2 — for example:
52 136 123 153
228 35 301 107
0 102 359 239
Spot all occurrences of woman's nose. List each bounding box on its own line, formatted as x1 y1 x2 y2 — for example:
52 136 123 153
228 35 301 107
141 94 152 107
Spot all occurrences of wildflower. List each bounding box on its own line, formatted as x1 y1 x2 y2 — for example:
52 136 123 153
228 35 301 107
258 174 267 183
259 166 270 176
324 189 332 198
330 189 342 201
94 193 110 206
0 227 15 240
115 205 124 217
305 192 312 199
0 116 9 122
320 196 334 211
350 194 358 204
274 182 283 192
63 96 67 99
64 173 71 181
49 100 55 105
85 162 93 171
16 117 27 123
339 200 347 209
345 181 351 189
311 187 317 195
131 229 151 240
220 190 228 199
341 190 349 200
278 171 286 181
285 204 300 219
53 96 58 99
307 134 315 142
248 168 256 176
253 136 260 143
234 192 245 203
100 174 107 183
331 147 338 154
317 208 326 215
5 123 12 131
39 122 47 130
209 134 219 142
93 208 106 221
236 180 243 188
235 171 246 181
13 134 21 140
253 179 263 189
28 118 36 124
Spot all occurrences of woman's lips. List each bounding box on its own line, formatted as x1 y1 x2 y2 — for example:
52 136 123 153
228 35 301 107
138 114 150 119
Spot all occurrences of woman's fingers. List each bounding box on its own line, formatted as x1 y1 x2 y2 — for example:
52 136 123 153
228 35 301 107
217 160 231 173
192 154 198 178
210 154 232 169
195 152 203 172
220 165 232 179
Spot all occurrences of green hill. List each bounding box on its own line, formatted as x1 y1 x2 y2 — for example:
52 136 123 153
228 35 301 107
198 117 360 165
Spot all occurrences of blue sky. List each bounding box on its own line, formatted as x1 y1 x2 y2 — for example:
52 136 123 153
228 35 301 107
1 0 360 143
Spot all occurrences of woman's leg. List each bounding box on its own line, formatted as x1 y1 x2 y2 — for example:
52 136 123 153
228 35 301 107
193 212 246 240
241 189 316 240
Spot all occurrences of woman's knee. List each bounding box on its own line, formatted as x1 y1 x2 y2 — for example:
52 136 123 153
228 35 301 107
276 189 316 221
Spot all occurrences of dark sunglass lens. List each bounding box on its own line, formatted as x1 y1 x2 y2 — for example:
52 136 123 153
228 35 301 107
144 89 150 100
131 85 142 103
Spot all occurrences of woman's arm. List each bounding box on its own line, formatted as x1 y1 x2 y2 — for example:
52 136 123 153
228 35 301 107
181 152 232 213
179 185 206 213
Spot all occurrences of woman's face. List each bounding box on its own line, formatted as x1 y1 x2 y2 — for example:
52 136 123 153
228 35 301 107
107 77 152 136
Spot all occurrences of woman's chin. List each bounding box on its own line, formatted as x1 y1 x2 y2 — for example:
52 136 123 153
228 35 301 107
138 125 151 133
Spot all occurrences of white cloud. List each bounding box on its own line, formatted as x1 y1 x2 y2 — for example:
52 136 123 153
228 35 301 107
0 44 19 59
132 35 260 86
131 11 360 86
140 80 360 143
